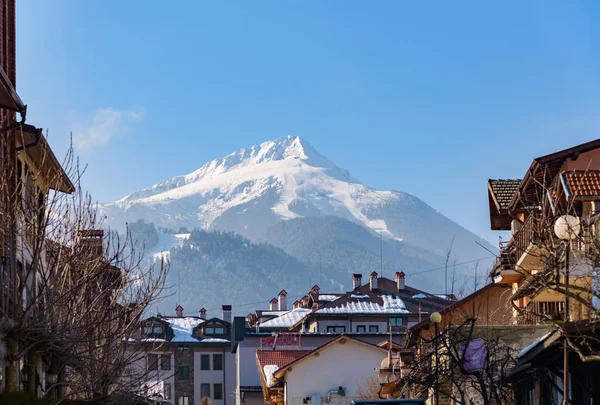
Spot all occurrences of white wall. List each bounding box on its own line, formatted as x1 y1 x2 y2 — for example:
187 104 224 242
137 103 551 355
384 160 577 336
194 350 236 405
284 340 385 405
313 320 388 334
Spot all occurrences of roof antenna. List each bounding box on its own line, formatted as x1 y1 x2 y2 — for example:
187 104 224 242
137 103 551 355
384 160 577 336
380 232 383 278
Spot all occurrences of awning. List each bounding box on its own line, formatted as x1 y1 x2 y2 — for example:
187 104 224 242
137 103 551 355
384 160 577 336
0 65 25 113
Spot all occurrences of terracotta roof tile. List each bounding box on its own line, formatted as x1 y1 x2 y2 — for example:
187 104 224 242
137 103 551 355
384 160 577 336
256 350 312 369
488 179 521 211
563 171 600 198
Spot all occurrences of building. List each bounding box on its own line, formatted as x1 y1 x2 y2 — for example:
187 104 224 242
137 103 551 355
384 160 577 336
234 273 452 405
0 0 75 394
138 305 235 405
257 335 388 405
487 139 600 324
252 273 453 335
507 321 600 404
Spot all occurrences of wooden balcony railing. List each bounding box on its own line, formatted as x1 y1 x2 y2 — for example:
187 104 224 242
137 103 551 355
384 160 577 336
516 301 564 325
494 212 542 275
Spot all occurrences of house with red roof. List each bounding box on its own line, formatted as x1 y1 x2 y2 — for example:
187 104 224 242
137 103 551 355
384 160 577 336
256 335 388 405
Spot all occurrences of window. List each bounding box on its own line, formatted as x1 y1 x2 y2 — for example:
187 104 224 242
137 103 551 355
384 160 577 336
148 354 158 371
205 326 225 335
164 383 172 400
369 325 379 333
143 326 152 334
153 325 163 334
201 354 210 370
178 396 189 405
214 383 223 400
213 354 223 370
178 366 190 380
389 317 404 327
326 326 345 333
356 325 366 333
160 354 171 370
201 383 211 398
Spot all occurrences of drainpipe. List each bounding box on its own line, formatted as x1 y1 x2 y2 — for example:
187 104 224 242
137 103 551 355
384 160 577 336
222 346 227 405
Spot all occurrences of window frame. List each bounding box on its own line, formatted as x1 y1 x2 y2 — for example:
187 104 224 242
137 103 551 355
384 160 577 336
214 383 223 400
178 366 190 380
213 354 223 371
201 383 211 399
164 383 172 400
201 354 210 370
389 317 404 327
356 325 366 333
148 354 158 371
369 325 379 333
160 353 171 370
326 325 346 333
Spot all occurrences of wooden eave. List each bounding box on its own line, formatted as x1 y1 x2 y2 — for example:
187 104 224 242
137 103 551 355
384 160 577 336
15 124 75 193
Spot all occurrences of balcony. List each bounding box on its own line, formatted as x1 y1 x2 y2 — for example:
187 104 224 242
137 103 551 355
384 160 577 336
516 301 564 325
492 212 543 284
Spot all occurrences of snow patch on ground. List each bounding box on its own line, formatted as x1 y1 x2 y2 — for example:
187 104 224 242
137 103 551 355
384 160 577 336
150 233 190 261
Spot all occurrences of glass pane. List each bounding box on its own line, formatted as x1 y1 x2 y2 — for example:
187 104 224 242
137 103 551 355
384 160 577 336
201 384 211 398
214 384 223 400
201 354 210 370
213 354 223 370
153 326 163 334
161 354 171 370
148 355 158 371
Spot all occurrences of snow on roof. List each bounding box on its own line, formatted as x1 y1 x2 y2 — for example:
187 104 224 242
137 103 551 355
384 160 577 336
350 294 370 299
518 331 554 358
412 293 428 299
317 294 409 314
261 311 287 316
165 317 205 342
435 294 451 300
318 294 341 302
201 338 230 343
259 308 311 328
140 338 168 343
263 365 280 387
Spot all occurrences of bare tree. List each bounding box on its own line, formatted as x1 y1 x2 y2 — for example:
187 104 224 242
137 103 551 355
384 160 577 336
0 129 168 403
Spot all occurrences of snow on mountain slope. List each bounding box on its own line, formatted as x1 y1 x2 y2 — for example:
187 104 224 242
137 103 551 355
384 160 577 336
100 135 495 260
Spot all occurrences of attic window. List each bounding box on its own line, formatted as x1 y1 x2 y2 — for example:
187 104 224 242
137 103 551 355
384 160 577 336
205 326 225 335
143 324 163 335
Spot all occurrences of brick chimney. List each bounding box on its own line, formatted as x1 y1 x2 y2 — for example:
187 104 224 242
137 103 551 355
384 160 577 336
370 272 378 291
222 305 232 323
352 273 362 290
310 285 320 295
278 290 288 311
175 305 184 317
199 308 206 319
77 229 104 259
395 271 405 291
269 298 278 311
293 300 299 309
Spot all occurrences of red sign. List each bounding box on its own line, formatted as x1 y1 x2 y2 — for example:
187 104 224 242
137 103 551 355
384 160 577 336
260 333 302 349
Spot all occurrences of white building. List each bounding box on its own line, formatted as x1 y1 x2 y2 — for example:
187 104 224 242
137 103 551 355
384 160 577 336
257 335 388 405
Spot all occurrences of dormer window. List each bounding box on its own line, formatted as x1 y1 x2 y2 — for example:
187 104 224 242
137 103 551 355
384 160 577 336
142 322 164 337
205 326 225 335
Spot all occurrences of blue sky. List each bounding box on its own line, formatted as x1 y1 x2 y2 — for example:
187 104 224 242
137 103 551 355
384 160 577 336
15 1 600 245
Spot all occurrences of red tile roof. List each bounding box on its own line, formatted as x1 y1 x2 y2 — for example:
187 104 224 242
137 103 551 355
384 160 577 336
562 170 600 198
256 350 312 369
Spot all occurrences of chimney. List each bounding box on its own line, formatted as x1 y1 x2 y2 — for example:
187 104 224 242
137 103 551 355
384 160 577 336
269 298 278 311
310 285 320 295
395 271 405 291
175 305 184 317
293 300 299 309
370 272 378 291
77 229 104 259
199 307 206 319
222 305 232 323
278 290 288 311
352 273 362 290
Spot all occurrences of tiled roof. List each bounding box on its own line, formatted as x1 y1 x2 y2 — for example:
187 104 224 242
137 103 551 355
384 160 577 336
488 179 521 211
256 349 312 370
562 171 600 198
316 293 409 314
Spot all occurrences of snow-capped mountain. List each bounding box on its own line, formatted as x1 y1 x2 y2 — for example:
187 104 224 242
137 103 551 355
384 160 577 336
101 135 494 265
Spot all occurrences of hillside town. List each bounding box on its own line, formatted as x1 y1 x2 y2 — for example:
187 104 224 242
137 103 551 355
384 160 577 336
2 1 600 405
